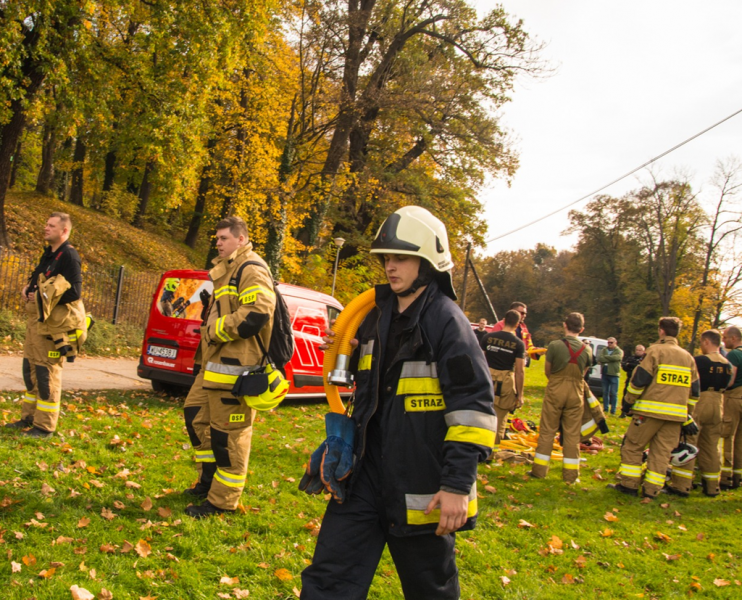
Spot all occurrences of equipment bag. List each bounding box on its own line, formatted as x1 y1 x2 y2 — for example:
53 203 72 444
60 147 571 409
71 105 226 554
231 260 295 371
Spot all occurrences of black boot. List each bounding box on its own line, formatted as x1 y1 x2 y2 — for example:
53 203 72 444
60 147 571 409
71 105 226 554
185 500 234 519
661 485 689 498
607 483 638 497
4 418 33 430
22 426 53 439
184 462 216 499
701 479 719 497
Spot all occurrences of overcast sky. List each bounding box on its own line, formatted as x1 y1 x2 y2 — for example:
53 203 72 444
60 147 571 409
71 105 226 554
471 1 742 255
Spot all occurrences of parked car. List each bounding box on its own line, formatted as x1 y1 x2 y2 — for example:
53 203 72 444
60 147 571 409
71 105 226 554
580 336 609 397
137 269 346 398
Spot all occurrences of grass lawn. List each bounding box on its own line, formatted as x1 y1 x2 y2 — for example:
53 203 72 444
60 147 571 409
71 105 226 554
0 368 740 599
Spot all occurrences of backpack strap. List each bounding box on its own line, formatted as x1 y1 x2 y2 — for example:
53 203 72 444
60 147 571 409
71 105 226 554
562 338 586 364
231 259 275 365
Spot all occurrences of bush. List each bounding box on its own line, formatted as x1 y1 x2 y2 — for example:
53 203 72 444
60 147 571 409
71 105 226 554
83 318 143 358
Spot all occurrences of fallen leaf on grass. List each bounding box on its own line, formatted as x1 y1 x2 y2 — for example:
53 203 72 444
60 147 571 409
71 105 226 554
275 568 293 581
548 535 563 550
500 576 511 585
101 508 116 521
518 520 535 528
655 531 672 543
233 590 250 598
157 507 172 518
220 576 239 585
70 585 95 600
141 498 153 511
125 481 141 489
78 517 91 528
100 543 116 554
714 579 730 587
599 529 614 537
113 501 125 510
121 541 134 554
56 536 74 545
217 594 230 599
135 540 151 558
11 561 21 573
663 553 681 561
562 573 575 584
23 554 37 566
257 563 269 569
604 512 619 522
98 589 113 600
39 567 56 578
574 556 587 568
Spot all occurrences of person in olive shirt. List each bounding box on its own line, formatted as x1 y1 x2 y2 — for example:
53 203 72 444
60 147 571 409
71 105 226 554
530 312 592 483
721 326 742 489
599 337 624 415
480 310 526 454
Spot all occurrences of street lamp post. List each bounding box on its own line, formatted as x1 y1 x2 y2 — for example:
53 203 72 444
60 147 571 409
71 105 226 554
331 237 345 297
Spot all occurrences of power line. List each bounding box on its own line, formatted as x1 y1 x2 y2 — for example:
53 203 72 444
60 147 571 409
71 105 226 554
484 106 742 244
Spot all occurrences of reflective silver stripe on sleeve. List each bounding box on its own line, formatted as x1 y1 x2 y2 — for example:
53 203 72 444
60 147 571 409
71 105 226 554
444 409 497 431
405 483 477 510
204 362 260 376
399 361 438 379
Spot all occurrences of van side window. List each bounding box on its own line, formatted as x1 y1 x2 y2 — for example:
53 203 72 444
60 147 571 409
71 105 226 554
156 278 213 320
328 306 341 324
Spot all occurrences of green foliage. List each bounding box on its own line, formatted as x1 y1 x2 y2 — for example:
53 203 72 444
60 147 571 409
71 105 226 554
82 318 142 358
99 184 139 222
0 377 740 598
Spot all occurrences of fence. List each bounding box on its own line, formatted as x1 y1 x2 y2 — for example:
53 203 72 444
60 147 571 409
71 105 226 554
0 248 161 329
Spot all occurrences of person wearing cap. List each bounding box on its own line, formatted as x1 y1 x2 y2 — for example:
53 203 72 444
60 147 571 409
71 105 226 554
299 206 496 600
610 317 700 499
529 313 592 483
666 329 731 497
181 216 277 518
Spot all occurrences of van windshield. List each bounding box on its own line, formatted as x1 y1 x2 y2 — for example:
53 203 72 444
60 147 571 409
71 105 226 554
157 277 213 320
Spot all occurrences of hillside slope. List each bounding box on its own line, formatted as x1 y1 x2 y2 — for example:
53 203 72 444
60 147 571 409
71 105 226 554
4 191 205 272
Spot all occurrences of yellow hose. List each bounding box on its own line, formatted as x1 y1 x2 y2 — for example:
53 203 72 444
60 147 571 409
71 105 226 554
323 289 377 413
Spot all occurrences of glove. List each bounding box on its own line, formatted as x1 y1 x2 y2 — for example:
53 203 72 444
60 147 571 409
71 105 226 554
597 419 610 434
199 289 211 322
682 416 699 436
621 399 634 417
298 413 355 503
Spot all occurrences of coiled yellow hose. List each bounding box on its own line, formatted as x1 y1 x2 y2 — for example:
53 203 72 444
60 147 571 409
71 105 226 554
323 289 377 413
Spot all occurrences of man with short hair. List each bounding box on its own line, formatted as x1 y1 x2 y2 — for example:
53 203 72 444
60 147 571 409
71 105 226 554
474 318 489 344
611 317 699 499
481 309 526 455
721 326 742 489
529 312 592 483
5 212 82 438
492 302 537 359
181 216 277 518
667 329 731 497
599 337 623 415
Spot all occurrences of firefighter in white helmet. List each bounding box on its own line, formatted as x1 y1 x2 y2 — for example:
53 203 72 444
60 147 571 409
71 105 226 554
300 206 496 600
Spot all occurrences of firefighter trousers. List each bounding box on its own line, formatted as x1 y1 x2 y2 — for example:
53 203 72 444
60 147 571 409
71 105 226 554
21 301 64 433
531 373 583 483
721 389 742 487
669 391 722 495
617 416 680 498
183 371 256 510
300 455 459 600
491 369 517 452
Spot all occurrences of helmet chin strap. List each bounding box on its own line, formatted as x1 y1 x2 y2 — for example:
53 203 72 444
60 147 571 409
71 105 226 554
395 260 434 297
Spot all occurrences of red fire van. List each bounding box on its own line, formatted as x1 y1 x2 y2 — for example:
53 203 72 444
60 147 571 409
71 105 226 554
137 269 344 397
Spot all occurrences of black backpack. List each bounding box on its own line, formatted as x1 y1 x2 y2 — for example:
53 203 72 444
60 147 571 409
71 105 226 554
232 260 295 372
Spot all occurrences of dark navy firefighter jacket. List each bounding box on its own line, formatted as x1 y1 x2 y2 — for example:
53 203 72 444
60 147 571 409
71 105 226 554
348 281 496 537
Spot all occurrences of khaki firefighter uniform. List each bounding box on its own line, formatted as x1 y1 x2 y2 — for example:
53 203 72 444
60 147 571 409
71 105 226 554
531 337 592 483
721 345 742 488
35 274 88 360
581 382 606 443
668 351 731 495
491 368 518 451
183 243 275 510
618 337 699 498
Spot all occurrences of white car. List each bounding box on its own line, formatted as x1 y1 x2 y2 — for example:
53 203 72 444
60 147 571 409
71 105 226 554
580 336 609 397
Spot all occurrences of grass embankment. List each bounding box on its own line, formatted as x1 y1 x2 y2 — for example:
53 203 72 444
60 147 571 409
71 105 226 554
0 370 740 599
5 191 205 272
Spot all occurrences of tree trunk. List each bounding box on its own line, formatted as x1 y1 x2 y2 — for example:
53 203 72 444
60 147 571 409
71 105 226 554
133 161 154 227
204 196 233 268
185 138 217 248
0 105 32 247
102 150 117 192
36 120 57 195
9 138 23 190
69 136 87 206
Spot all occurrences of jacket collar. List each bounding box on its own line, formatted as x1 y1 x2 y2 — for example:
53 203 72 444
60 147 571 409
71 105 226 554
659 336 679 346
210 243 253 280
45 240 70 256
374 280 441 331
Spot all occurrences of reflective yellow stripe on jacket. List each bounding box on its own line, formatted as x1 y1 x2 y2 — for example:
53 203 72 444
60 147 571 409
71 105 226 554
203 362 258 386
358 341 374 371
214 284 238 300
239 285 274 305
632 399 687 419
405 485 478 525
396 361 441 395
444 410 497 448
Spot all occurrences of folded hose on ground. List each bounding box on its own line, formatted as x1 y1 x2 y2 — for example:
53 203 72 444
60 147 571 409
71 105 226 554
323 289 376 414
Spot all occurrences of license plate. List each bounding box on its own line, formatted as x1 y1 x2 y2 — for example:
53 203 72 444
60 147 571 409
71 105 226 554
147 345 177 359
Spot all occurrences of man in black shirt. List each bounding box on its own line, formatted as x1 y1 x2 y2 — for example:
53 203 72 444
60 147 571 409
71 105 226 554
474 318 489 344
481 309 526 454
5 212 82 438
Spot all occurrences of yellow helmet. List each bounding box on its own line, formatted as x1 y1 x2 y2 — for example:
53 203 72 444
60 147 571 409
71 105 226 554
243 364 290 411
165 278 180 292
370 206 456 299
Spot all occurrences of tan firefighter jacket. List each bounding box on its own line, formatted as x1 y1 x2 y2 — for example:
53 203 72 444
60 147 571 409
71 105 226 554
35 273 87 342
581 381 605 441
200 243 276 391
625 337 700 422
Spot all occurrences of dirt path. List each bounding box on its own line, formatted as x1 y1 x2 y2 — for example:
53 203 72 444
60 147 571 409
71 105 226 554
0 355 150 392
